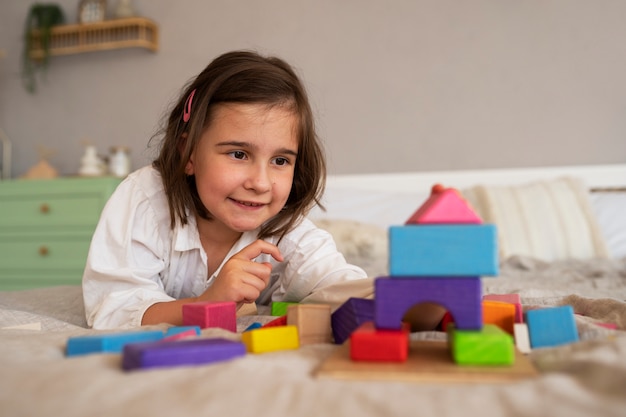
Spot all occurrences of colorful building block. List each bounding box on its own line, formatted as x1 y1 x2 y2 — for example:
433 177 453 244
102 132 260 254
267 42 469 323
287 304 333 345
514 323 531 354
525 305 579 348
165 326 201 338
331 297 375 344
122 338 246 371
182 301 237 332
241 325 300 354
66 330 164 356
271 301 298 316
375 277 483 330
448 324 515 366
406 185 482 225
262 315 287 327
483 293 523 323
388 224 499 276
350 322 410 362
482 300 516 335
244 322 263 332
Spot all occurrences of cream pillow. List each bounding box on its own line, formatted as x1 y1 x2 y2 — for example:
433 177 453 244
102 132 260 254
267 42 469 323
462 177 609 261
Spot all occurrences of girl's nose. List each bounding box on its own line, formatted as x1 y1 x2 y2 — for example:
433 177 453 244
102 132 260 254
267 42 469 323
244 165 271 192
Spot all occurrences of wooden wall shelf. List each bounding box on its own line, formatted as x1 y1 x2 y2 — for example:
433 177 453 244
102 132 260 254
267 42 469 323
29 17 159 59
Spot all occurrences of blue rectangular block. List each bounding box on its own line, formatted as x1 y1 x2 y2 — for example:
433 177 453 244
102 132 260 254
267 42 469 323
122 337 247 370
165 326 201 338
389 224 499 276
66 330 164 356
526 305 579 348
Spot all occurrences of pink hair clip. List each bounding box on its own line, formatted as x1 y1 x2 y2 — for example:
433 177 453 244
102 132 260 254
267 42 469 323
183 89 196 123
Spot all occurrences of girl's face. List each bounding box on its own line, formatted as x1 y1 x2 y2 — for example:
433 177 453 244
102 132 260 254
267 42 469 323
185 103 298 234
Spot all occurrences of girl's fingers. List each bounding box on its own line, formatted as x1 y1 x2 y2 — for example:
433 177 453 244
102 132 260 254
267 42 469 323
233 239 283 263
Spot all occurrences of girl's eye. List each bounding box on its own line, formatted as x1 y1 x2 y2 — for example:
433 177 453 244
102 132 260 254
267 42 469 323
274 157 290 166
230 151 246 160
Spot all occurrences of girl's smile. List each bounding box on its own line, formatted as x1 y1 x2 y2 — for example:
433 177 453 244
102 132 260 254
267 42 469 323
185 102 298 237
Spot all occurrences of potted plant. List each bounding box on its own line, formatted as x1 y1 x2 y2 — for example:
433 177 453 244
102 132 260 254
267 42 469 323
21 3 65 93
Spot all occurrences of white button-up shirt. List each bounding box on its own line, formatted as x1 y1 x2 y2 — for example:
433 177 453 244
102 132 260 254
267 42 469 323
82 166 368 329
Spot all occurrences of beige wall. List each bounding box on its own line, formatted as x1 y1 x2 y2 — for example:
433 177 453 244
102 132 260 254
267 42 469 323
1 0 625 177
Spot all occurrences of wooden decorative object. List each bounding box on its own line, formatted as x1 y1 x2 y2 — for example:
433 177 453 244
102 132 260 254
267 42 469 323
28 17 159 60
316 340 538 384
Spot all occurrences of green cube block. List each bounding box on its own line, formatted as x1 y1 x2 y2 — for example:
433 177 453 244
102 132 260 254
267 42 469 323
271 301 298 316
448 324 515 366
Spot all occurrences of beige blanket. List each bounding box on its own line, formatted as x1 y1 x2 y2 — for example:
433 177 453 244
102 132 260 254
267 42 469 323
1 256 625 417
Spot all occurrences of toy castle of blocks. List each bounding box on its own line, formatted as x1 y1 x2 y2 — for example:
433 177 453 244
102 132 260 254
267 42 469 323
346 184 514 366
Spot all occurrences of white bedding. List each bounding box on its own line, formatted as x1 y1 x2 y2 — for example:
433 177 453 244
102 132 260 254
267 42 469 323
0 256 625 417
1 164 625 417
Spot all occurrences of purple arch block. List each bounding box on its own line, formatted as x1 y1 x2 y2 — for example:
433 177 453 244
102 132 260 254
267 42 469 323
375 277 482 330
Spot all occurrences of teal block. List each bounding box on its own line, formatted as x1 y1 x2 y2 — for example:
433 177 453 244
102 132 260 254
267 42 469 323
448 324 515 366
526 305 579 348
66 330 164 356
389 224 499 276
165 326 201 338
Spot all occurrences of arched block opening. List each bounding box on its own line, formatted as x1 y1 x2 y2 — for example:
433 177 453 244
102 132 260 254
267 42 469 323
374 277 482 330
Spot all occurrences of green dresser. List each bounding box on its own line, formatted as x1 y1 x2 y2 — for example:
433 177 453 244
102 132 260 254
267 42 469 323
0 177 121 291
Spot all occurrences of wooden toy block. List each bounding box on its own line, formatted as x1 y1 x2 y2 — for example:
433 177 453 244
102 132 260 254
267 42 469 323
122 337 246 371
165 326 201 338
389 224 499 276
514 323 531 354
525 305 579 348
439 311 454 331
241 325 300 353
66 330 164 356
482 300 516 335
262 315 287 327
375 277 482 331
448 324 515 366
271 301 297 316
331 297 375 344
182 301 237 332
350 321 410 362
406 185 482 225
483 293 523 323
244 322 263 332
236 302 258 316
287 304 333 345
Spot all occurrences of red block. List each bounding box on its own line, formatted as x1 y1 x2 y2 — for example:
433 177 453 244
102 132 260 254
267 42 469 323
262 315 287 327
182 301 237 332
350 322 410 362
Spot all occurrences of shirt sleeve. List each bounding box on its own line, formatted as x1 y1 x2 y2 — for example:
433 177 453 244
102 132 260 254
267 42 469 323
260 218 372 309
82 177 174 329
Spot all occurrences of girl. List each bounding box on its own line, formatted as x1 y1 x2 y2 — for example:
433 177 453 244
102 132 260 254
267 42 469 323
82 50 373 329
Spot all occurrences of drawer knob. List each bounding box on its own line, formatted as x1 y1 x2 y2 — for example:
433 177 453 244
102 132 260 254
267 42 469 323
38 246 49 256
40 203 50 214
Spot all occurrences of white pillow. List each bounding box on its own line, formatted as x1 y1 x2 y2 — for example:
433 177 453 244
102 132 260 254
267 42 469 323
589 191 626 259
462 177 609 261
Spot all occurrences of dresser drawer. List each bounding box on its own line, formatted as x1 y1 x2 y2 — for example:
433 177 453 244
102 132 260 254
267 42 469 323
0 236 92 270
0 271 84 290
0 195 105 228
0 177 120 229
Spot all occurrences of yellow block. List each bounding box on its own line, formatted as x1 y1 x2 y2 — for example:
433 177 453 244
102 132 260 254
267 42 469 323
241 325 300 353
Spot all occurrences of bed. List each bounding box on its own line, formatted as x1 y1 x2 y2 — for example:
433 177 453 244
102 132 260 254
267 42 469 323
1 164 625 417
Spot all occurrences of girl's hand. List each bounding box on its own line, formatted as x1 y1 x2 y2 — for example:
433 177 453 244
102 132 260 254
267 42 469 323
199 240 283 304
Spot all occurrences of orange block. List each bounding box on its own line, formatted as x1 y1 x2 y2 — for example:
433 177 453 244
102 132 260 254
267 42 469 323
482 300 515 335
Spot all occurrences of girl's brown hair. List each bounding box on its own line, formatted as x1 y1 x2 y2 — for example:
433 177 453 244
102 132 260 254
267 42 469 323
152 50 326 239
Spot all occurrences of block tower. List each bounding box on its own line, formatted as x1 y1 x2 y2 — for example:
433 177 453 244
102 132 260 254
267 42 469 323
350 184 514 365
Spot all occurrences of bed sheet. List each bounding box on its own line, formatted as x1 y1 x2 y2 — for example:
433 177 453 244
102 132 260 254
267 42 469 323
0 256 625 417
